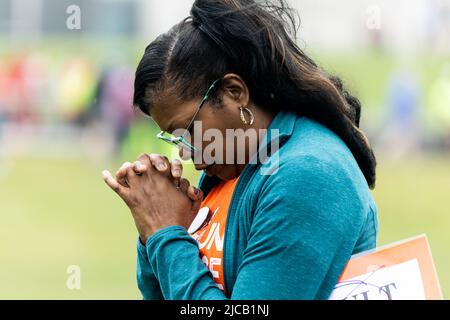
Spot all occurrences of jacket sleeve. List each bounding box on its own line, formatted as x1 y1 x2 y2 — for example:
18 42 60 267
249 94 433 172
136 238 164 300
139 155 367 300
230 155 367 299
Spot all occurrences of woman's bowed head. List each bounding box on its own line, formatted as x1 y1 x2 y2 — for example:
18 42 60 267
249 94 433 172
101 71 280 242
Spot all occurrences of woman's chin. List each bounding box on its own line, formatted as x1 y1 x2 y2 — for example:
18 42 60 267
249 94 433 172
211 165 241 181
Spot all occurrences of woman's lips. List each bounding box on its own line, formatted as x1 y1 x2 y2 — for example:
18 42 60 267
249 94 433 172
194 164 216 176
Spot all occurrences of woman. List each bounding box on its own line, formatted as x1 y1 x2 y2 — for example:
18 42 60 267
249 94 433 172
102 0 378 300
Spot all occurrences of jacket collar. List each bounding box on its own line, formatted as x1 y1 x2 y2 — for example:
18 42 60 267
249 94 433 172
252 110 297 163
265 110 297 142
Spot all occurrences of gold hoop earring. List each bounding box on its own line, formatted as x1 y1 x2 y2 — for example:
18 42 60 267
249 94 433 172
239 106 255 125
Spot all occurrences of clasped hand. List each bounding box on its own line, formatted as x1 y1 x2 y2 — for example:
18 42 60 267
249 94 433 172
102 154 203 244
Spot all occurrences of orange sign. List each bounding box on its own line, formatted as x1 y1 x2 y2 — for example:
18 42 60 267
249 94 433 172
329 235 442 300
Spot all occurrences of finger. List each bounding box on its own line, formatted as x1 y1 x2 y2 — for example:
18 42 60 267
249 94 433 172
102 170 129 199
137 153 155 174
125 165 139 186
170 159 183 179
149 154 171 176
188 185 203 201
116 162 132 187
178 178 190 195
132 160 148 175
188 185 204 214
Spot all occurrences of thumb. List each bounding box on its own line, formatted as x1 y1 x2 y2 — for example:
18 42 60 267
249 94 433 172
188 185 204 214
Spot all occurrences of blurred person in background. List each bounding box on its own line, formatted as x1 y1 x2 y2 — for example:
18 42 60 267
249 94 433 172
0 59 7 177
0 61 9 124
0 52 47 166
2 55 42 124
90 66 135 156
376 68 422 158
56 58 97 125
427 64 450 151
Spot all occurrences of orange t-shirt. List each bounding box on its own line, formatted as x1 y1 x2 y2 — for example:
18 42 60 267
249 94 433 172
190 177 240 293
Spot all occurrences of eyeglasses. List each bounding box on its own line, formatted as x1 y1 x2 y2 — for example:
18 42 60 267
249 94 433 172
156 78 222 153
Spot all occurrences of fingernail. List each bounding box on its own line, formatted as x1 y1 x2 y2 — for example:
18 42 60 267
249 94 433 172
137 164 146 170
158 163 167 170
102 170 110 179
173 169 181 176
121 162 131 168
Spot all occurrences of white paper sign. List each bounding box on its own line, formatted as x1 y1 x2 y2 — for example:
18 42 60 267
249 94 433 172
329 259 426 300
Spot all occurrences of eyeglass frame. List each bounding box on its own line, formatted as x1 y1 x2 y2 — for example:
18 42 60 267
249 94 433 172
156 78 223 153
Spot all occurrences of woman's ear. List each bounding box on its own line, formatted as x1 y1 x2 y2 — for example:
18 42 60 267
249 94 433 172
221 73 250 107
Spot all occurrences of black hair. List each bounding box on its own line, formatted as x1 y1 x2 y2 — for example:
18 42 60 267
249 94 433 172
133 0 377 189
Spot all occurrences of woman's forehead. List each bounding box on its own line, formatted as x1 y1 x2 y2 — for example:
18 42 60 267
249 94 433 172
151 94 197 133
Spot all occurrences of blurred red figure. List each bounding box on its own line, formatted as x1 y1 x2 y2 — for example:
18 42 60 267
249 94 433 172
0 55 43 124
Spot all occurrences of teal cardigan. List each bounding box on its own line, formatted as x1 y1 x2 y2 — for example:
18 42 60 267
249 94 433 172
136 111 378 300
